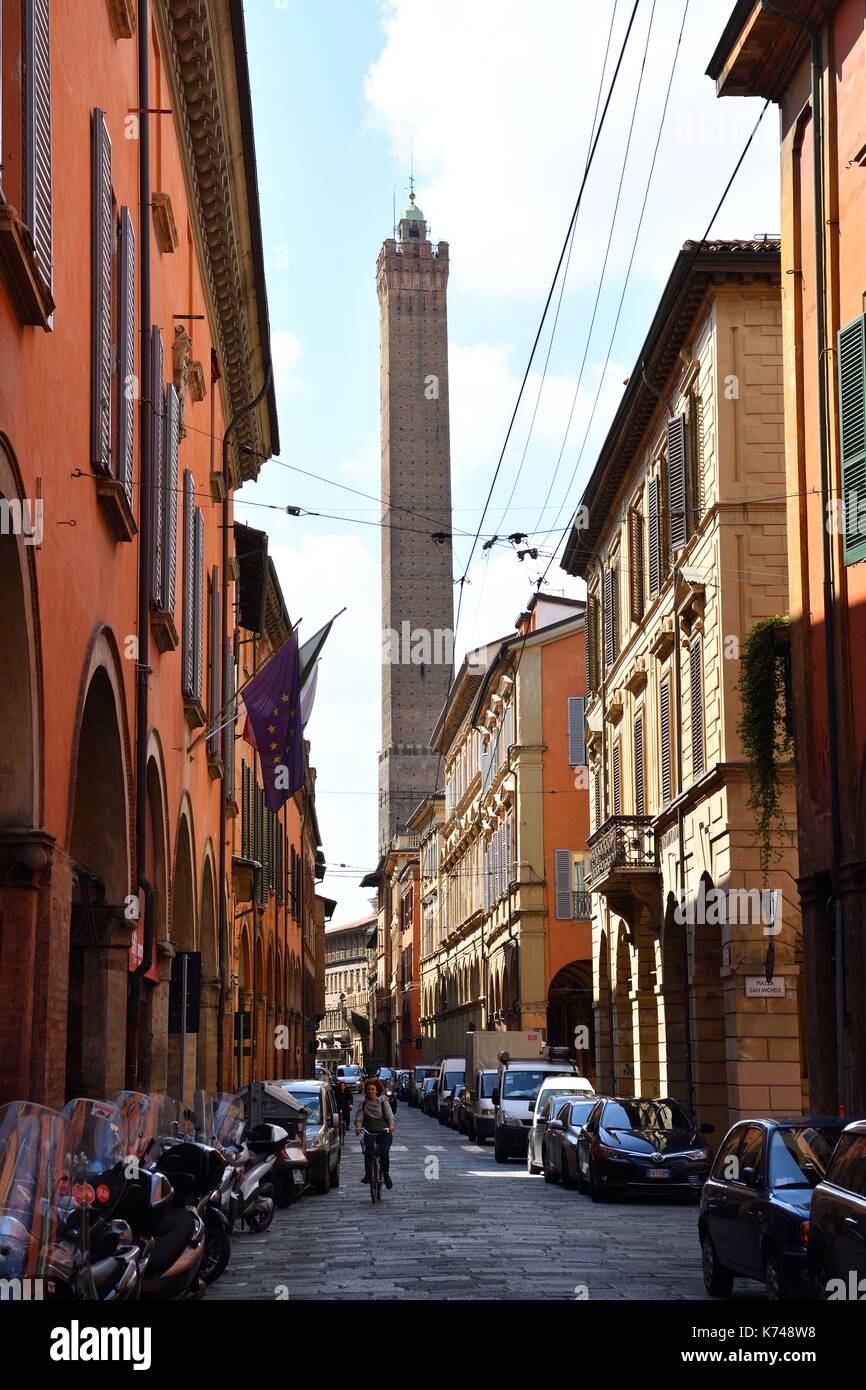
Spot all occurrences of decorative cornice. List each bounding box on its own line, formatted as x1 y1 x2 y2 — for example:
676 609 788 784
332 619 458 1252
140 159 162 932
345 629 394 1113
156 0 274 477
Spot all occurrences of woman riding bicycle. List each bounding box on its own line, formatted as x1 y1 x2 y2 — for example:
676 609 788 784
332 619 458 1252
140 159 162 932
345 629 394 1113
354 1078 396 1189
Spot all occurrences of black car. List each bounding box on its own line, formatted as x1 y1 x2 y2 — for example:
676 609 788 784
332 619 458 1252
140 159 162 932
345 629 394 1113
421 1077 438 1116
808 1119 866 1300
576 1097 713 1201
699 1116 846 1300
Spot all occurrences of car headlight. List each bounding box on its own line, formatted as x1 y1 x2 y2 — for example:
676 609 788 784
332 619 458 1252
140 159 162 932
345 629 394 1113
305 1128 324 1149
500 1112 522 1127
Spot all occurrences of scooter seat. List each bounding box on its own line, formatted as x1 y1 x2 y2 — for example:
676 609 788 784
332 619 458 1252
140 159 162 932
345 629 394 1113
146 1207 196 1277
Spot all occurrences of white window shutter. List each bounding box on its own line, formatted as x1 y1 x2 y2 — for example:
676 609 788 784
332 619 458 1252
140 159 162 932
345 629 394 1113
554 849 573 920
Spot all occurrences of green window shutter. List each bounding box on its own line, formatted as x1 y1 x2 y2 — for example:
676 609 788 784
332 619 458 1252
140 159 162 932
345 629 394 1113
838 314 866 565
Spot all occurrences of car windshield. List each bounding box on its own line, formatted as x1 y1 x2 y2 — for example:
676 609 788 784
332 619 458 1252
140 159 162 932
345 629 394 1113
480 1072 498 1098
602 1100 692 1132
769 1127 839 1190
340 1067 360 1079
537 1088 580 1115
503 1070 549 1100
443 1071 463 1089
284 1091 320 1124
567 1100 597 1126
378 1069 394 1081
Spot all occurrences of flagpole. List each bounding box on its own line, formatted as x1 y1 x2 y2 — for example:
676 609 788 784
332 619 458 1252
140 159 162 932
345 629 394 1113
187 607 346 755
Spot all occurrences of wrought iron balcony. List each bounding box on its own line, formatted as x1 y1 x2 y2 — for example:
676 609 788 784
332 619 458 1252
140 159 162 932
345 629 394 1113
587 816 658 890
572 890 593 919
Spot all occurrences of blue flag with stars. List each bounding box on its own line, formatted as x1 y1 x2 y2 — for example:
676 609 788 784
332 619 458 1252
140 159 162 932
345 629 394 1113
241 633 305 812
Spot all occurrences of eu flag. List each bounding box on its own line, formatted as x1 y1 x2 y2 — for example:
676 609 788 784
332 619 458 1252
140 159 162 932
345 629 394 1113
241 634 305 812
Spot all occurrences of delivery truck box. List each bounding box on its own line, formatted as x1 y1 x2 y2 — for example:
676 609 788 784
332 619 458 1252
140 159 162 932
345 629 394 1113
464 1028 546 1086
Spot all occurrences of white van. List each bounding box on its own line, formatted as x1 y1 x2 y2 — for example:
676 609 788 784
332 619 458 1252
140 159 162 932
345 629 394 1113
436 1057 466 1125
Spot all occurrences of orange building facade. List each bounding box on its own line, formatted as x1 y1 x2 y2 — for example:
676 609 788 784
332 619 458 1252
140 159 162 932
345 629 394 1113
0 0 283 1106
709 0 866 1113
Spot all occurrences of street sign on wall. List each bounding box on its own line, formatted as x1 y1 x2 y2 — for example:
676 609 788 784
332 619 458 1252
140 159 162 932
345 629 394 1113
168 951 202 1033
744 975 786 998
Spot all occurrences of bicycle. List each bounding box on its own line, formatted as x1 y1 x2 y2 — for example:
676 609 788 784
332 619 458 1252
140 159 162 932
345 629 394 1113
359 1128 384 1203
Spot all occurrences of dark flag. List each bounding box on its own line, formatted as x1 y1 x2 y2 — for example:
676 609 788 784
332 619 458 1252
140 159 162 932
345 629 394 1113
241 634 305 812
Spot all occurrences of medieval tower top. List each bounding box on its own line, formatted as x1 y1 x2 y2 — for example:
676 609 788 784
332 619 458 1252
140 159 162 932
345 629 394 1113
376 191 454 854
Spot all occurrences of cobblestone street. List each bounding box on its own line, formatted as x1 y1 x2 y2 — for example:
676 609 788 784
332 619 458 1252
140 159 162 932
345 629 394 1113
210 1103 759 1301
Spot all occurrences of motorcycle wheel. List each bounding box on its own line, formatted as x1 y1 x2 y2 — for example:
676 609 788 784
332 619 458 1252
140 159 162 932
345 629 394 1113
201 1223 232 1285
273 1172 293 1208
247 1186 275 1233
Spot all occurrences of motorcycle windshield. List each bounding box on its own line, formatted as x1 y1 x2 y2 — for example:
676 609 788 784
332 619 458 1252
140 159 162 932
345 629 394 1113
213 1093 246 1151
0 1102 70 1283
109 1091 164 1164
62 1096 128 1218
192 1090 214 1144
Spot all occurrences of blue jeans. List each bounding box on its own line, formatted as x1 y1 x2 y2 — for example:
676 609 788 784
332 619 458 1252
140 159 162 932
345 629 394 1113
361 1130 392 1178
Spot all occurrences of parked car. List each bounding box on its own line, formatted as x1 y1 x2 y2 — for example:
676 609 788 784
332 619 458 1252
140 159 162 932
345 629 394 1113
699 1115 846 1299
421 1077 438 1116
526 1076 596 1174
538 1096 602 1186
492 1055 581 1162
409 1065 439 1108
336 1064 363 1094
806 1119 866 1299
577 1097 714 1201
436 1058 466 1125
446 1084 467 1130
278 1079 343 1195
465 1069 498 1143
396 1070 412 1102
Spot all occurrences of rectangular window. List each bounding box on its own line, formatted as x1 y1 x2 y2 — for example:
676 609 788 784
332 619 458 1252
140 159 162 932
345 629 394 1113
612 739 622 817
116 207 135 505
585 591 599 695
23 0 52 289
667 413 688 551
634 711 645 817
629 507 645 622
91 108 113 475
660 677 672 805
554 849 573 920
837 314 866 565
648 474 661 599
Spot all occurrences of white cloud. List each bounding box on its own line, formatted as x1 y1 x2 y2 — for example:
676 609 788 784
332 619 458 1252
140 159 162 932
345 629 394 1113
365 0 780 296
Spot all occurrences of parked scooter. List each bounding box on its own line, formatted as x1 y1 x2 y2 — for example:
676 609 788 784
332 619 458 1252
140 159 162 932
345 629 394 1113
210 1093 285 1234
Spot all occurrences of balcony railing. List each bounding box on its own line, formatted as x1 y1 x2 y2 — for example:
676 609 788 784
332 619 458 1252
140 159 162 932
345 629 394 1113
587 816 657 883
572 890 593 919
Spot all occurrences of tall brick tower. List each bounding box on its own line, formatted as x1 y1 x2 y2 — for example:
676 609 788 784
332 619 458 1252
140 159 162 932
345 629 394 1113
377 191 454 853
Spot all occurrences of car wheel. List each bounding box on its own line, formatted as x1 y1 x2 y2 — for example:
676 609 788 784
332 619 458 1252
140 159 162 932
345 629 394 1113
331 1152 341 1189
561 1155 576 1190
764 1247 790 1302
315 1156 331 1195
273 1172 293 1208
476 1133 486 1146
542 1146 559 1183
811 1254 830 1301
526 1148 542 1175
494 1136 508 1164
701 1231 734 1298
589 1158 607 1203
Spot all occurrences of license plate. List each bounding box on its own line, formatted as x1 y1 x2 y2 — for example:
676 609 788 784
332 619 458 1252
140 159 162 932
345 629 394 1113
647 1167 671 1179
292 1169 305 1185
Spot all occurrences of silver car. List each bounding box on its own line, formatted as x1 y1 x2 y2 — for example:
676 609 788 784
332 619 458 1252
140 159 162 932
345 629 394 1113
539 1095 600 1186
466 1068 498 1143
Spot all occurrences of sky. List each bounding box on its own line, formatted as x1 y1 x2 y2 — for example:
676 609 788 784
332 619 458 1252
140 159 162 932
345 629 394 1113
238 0 781 924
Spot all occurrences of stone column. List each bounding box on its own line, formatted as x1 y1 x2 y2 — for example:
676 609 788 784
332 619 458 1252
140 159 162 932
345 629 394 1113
196 975 220 1094
142 939 175 1092
79 906 139 1099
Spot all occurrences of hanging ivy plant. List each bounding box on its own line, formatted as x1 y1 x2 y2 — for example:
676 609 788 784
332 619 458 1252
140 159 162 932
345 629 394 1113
737 616 793 884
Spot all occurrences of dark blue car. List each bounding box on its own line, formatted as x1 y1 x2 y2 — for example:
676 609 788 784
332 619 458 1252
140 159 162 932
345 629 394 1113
699 1116 847 1299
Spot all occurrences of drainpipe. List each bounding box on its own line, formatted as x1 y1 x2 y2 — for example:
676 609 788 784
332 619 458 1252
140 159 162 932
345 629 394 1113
216 363 272 1089
595 558 616 1090
129 0 153 1086
760 0 846 1110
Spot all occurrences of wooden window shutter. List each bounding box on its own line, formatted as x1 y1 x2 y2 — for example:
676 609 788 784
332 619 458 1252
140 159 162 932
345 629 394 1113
90 109 113 475
612 739 622 817
603 568 614 668
629 509 644 622
648 475 661 598
837 315 866 565
691 638 705 778
634 711 645 817
593 768 601 828
23 0 53 288
554 849 573 920
207 566 220 757
688 390 704 523
660 677 672 804
492 830 500 901
611 562 620 658
117 207 135 505
149 327 165 607
224 636 235 801
181 471 195 697
193 507 204 702
567 696 586 766
666 414 688 551
162 385 180 615
276 826 283 904
585 593 599 695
